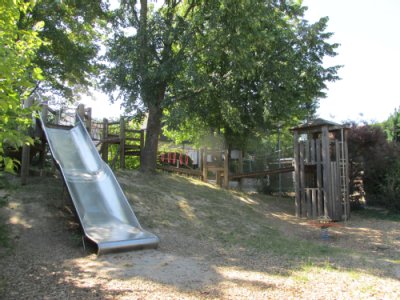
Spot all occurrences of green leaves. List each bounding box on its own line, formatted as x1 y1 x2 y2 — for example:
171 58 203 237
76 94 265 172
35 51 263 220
0 0 43 173
167 0 340 146
103 0 339 168
32 67 44 81
20 0 107 103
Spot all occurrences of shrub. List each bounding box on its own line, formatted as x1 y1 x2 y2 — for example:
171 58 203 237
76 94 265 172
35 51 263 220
348 123 400 212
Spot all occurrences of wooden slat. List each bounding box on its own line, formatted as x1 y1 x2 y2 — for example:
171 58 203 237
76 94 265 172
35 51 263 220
335 140 342 220
120 118 125 169
321 126 331 218
223 149 229 188
330 161 337 220
299 142 306 217
102 118 109 162
316 138 323 217
310 139 316 164
293 131 301 217
343 129 350 219
202 148 208 182
305 140 310 163
306 189 312 218
312 188 317 218
125 129 142 133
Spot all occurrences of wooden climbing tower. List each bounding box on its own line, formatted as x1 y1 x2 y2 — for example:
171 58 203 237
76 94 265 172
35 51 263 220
292 119 350 221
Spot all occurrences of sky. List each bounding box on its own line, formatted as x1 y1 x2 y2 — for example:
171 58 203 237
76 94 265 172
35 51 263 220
303 0 400 123
83 0 400 123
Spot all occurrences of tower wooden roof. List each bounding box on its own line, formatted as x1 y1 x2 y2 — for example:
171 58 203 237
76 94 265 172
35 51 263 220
291 118 349 133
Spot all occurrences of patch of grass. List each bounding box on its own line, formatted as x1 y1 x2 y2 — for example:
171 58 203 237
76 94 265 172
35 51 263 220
244 225 338 258
353 207 400 222
120 170 343 262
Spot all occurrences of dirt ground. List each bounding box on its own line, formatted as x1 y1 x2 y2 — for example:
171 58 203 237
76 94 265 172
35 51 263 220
0 174 399 299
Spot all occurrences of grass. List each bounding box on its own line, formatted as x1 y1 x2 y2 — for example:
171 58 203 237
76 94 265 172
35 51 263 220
118 170 343 262
353 207 400 222
117 170 400 282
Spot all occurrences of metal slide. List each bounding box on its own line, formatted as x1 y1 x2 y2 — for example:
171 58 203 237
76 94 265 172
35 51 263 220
40 114 159 254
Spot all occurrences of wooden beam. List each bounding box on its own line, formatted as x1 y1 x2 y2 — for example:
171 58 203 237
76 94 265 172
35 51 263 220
21 98 34 185
102 118 109 163
77 104 85 121
202 148 208 182
293 131 301 218
120 117 125 169
223 149 229 188
321 126 331 218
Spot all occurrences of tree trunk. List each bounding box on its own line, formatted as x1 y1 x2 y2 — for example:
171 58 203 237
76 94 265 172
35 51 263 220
140 85 166 173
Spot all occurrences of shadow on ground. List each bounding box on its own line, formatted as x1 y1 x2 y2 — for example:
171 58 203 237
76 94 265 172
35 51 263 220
0 172 399 299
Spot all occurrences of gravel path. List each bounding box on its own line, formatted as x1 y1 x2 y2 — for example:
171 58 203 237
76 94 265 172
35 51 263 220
0 175 399 299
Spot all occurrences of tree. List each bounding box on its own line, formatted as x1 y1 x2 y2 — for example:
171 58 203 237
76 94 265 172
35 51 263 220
0 0 43 173
103 0 339 172
18 0 107 103
167 0 340 150
103 0 197 172
381 107 400 143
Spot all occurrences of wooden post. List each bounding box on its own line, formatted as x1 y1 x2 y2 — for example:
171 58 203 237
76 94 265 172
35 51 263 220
86 107 92 135
321 126 331 218
120 117 125 169
238 149 243 189
299 142 306 217
37 104 49 169
21 98 34 185
293 131 301 217
77 104 85 121
343 129 350 220
102 118 109 163
223 149 229 189
140 129 144 156
202 148 208 182
335 140 342 220
312 188 317 218
316 138 323 217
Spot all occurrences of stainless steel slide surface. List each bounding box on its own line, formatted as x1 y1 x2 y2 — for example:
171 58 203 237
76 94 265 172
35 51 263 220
41 115 159 254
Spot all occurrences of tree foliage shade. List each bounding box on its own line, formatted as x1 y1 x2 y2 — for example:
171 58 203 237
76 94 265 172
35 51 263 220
0 0 43 173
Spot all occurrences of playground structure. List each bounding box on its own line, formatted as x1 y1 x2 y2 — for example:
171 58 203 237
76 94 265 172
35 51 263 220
38 104 159 254
20 104 350 221
158 147 294 190
20 103 144 184
292 119 350 221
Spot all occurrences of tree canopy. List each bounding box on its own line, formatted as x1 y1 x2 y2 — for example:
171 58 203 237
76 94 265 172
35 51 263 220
20 0 107 103
102 0 340 172
166 0 340 147
381 107 400 143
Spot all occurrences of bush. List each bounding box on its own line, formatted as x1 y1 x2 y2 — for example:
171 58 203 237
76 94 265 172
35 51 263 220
348 123 400 212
